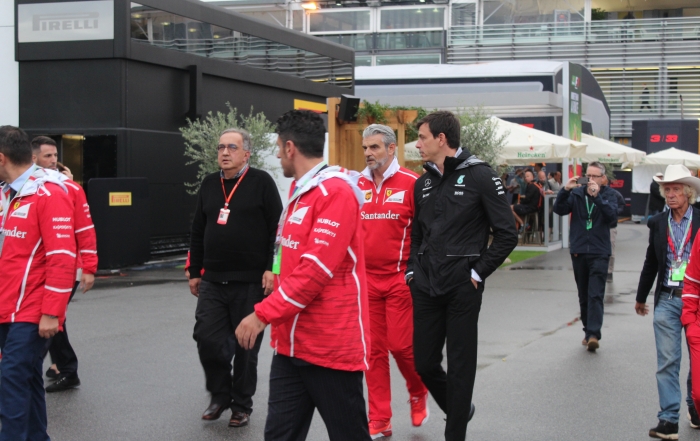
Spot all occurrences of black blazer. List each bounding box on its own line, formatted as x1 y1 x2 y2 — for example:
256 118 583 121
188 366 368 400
636 206 700 308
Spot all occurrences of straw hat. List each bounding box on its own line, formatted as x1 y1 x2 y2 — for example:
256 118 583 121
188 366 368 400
653 164 700 194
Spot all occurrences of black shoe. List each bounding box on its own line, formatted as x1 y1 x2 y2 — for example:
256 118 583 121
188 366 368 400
45 368 59 380
606 273 613 283
689 407 700 429
468 403 475 422
45 375 80 393
649 420 679 440
202 403 228 421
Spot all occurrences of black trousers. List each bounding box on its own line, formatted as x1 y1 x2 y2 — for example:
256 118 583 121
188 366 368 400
571 253 609 340
411 282 483 441
193 280 264 414
44 281 80 377
264 354 370 441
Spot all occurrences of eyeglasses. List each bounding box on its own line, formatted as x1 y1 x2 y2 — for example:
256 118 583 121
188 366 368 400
217 144 239 152
585 174 603 178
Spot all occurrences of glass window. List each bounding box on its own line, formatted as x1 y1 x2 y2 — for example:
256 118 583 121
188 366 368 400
309 10 371 33
355 56 373 67
380 8 445 30
483 0 584 25
237 9 287 28
292 10 303 31
130 3 352 88
376 53 441 66
375 31 443 49
452 3 476 27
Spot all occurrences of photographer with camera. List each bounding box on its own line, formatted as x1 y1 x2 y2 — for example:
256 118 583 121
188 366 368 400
553 161 618 352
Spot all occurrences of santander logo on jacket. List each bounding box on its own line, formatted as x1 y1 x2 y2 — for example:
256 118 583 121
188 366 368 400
254 165 371 372
0 166 76 326
357 157 419 274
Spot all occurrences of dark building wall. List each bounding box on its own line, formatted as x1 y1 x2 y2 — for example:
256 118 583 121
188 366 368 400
19 59 123 129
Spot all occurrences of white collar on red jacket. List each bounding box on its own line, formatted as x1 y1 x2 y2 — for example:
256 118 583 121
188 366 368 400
1 166 68 224
293 165 365 207
360 157 400 191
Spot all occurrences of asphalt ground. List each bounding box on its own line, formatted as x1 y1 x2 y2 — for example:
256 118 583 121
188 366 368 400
35 222 700 440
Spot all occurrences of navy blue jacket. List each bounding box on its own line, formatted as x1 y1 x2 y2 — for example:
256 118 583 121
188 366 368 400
553 185 618 255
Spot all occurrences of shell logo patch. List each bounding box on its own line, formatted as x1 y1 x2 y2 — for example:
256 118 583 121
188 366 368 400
364 190 373 201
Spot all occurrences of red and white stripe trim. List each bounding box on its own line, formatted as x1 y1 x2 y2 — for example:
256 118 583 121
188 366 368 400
46 249 76 258
302 253 333 278
279 286 306 309
75 225 95 233
45 285 73 293
347 246 369 370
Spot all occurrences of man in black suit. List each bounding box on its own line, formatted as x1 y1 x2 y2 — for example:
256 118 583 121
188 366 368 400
636 164 700 440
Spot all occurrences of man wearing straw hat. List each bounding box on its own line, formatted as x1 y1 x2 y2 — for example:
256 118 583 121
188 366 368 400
638 164 700 440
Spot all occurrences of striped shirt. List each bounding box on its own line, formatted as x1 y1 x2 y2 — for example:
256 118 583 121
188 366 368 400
664 205 693 289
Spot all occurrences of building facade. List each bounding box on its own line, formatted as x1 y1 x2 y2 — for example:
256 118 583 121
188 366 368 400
213 0 700 142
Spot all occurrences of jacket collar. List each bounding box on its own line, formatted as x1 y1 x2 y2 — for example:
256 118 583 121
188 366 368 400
292 165 366 207
424 147 485 177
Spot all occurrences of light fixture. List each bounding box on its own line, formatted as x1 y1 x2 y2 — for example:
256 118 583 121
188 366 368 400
132 13 141 18
162 22 170 25
416 9 422 13
301 2 317 10
189 28 197 32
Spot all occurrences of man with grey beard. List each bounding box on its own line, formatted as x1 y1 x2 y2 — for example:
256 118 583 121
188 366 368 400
356 124 428 439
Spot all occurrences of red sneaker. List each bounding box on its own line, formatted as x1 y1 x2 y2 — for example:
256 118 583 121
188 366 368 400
368 420 392 439
410 394 429 427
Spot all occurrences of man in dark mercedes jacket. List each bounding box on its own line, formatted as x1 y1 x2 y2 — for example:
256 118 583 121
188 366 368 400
553 161 617 352
406 111 518 441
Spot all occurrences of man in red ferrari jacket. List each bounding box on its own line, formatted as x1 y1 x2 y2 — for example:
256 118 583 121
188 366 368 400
0 126 76 441
357 124 428 439
236 110 372 441
31 136 98 393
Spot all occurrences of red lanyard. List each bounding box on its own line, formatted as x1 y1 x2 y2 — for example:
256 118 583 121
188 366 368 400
220 167 249 209
667 217 692 262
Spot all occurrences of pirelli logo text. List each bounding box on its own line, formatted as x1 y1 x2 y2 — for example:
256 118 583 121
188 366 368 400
109 192 132 206
33 12 99 32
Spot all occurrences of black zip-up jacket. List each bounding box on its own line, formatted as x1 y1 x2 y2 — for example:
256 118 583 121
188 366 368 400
406 148 518 297
553 185 617 255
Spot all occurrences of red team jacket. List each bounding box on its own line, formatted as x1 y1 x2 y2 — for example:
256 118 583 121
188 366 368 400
0 168 76 326
254 166 371 371
357 158 419 275
34 168 98 275
682 236 700 326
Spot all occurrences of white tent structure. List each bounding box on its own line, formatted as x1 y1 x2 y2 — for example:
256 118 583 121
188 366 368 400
641 147 700 168
404 117 587 165
492 117 586 165
580 134 646 167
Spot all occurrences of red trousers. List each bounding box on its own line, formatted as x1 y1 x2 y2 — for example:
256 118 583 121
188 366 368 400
366 272 427 422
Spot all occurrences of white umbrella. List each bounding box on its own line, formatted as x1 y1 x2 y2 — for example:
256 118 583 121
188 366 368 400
642 147 700 168
580 134 646 167
491 117 587 165
405 118 587 165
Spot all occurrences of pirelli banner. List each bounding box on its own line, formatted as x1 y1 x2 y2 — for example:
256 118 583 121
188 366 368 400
88 178 150 269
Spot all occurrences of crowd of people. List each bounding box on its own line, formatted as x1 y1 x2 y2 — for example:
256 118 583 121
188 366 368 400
4 108 700 441
185 109 517 441
0 126 97 440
